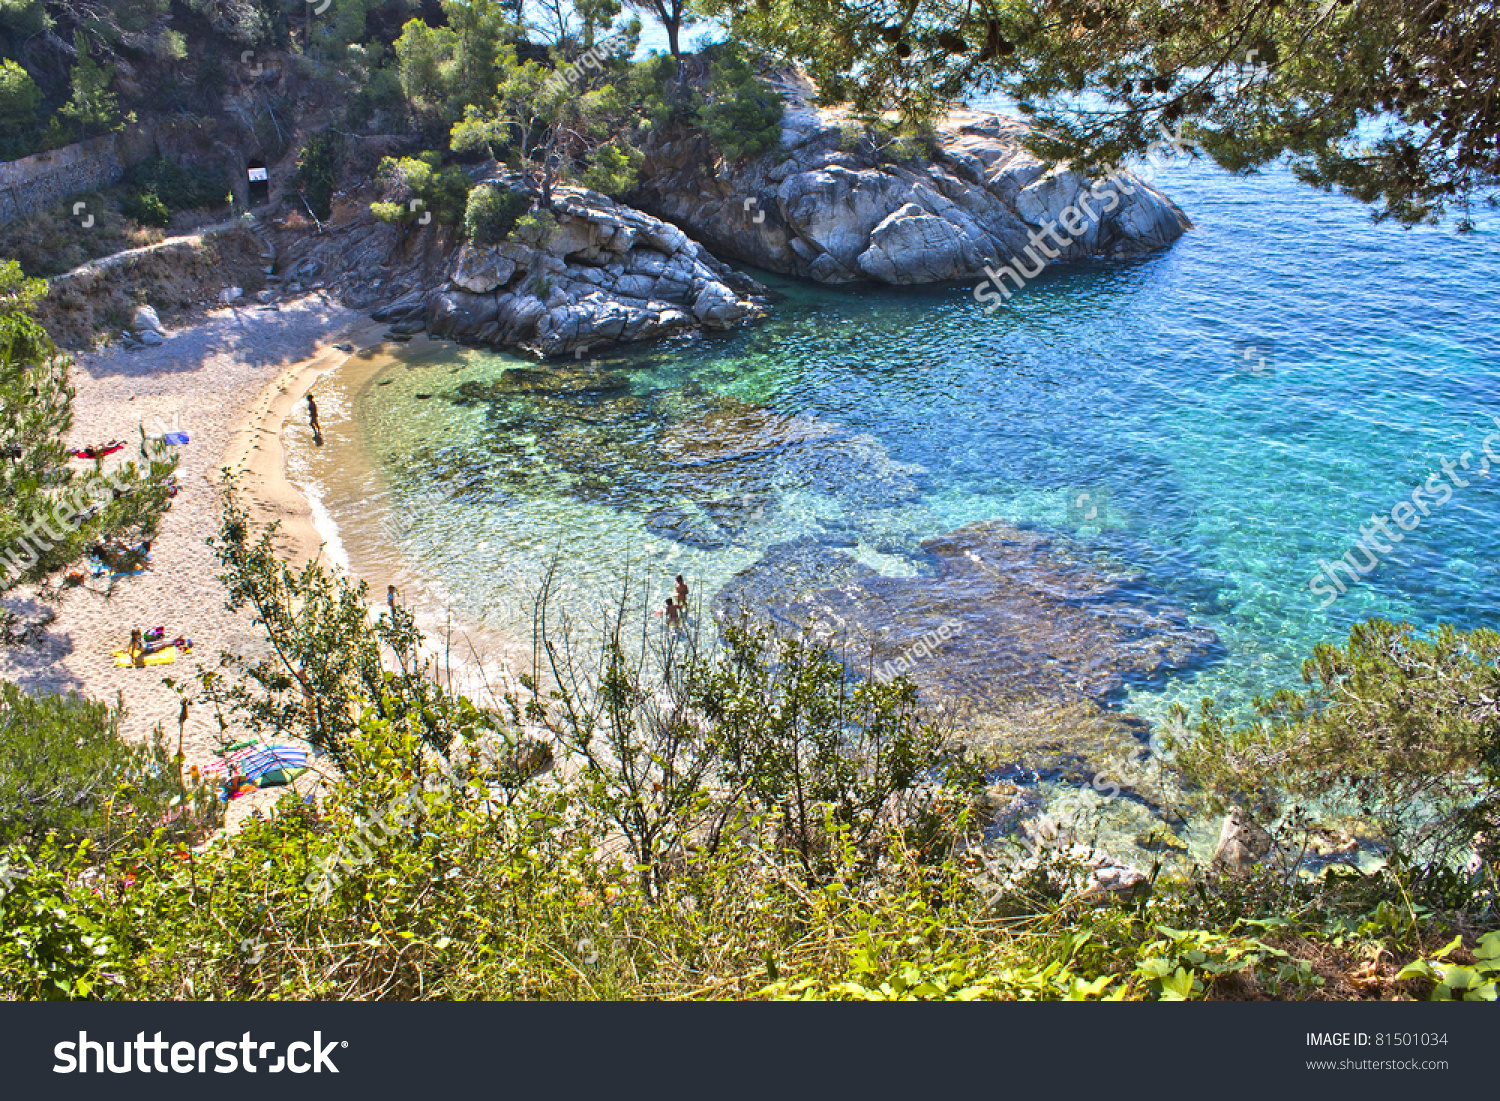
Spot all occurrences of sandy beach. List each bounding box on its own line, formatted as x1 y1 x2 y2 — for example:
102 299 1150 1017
1 291 533 816
0 295 384 800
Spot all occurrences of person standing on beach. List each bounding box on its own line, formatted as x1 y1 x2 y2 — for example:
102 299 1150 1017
664 598 680 629
387 584 397 614
307 392 323 446
675 574 689 608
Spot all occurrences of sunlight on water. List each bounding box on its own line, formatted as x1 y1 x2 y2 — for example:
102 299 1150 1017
289 147 1500 864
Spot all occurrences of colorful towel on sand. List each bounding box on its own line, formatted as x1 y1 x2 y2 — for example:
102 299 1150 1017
205 745 309 783
73 442 125 460
112 648 176 667
203 747 256 779
162 432 190 446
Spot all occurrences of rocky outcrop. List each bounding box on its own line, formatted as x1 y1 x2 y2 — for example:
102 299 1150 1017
284 175 767 358
636 71 1191 286
1212 809 1275 875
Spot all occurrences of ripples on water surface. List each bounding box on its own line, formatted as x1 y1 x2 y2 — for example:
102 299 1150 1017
290 149 1500 856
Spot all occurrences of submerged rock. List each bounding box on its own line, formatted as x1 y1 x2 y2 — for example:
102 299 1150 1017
456 365 632 399
714 519 1222 775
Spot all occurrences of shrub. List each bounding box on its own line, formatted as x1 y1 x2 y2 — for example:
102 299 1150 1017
511 209 556 246
371 152 473 226
121 189 171 227
293 132 346 220
1170 619 1500 883
579 141 643 198
698 46 783 162
0 681 220 851
126 159 225 214
0 60 41 158
463 183 531 245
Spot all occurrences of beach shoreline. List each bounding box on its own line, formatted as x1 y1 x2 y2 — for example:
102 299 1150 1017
1 297 373 781
0 293 534 824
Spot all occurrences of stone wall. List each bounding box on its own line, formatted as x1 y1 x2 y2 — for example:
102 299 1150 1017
0 133 128 227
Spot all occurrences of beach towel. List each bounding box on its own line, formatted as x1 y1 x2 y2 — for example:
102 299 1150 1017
204 747 257 779
257 765 309 788
73 442 125 460
113 648 176 667
237 745 310 783
89 551 152 578
162 432 190 446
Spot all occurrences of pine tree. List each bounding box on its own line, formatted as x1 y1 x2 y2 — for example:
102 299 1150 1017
57 32 131 140
0 262 176 642
706 0 1500 227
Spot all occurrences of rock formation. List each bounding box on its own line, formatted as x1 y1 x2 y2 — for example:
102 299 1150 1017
714 520 1222 776
275 175 767 359
636 71 1191 286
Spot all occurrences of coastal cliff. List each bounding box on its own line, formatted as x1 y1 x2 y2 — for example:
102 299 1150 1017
634 72 1191 286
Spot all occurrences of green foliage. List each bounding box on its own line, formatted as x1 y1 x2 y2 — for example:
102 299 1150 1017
184 0 269 45
1 492 1494 1003
697 45 783 162
448 45 654 207
578 141 642 197
57 32 132 139
628 52 685 128
687 621 979 883
511 209 556 246
0 0 48 37
0 682 220 851
1397 932 1500 1001
292 132 346 221
393 0 513 124
1170 620 1500 874
463 183 532 244
0 59 41 158
193 483 508 769
706 0 1498 226
127 159 226 215
0 261 177 612
120 190 170 228
371 152 473 226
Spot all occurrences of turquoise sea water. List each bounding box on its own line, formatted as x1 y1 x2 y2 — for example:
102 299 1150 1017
320 149 1500 743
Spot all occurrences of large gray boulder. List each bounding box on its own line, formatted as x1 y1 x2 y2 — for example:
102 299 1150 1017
1212 809 1274 875
423 180 766 357
635 70 1191 286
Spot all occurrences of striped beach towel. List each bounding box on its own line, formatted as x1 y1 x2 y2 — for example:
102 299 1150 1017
204 745 309 781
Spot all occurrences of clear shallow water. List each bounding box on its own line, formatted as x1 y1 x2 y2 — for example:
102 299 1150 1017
296 147 1500 851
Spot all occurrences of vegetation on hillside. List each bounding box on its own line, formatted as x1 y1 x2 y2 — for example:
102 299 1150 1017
0 491 1494 1001
711 0 1499 227
1 1 1490 231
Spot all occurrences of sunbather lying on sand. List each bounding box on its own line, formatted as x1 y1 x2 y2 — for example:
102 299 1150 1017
73 441 126 460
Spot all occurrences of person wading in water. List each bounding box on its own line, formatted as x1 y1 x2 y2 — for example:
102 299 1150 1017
307 392 323 446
